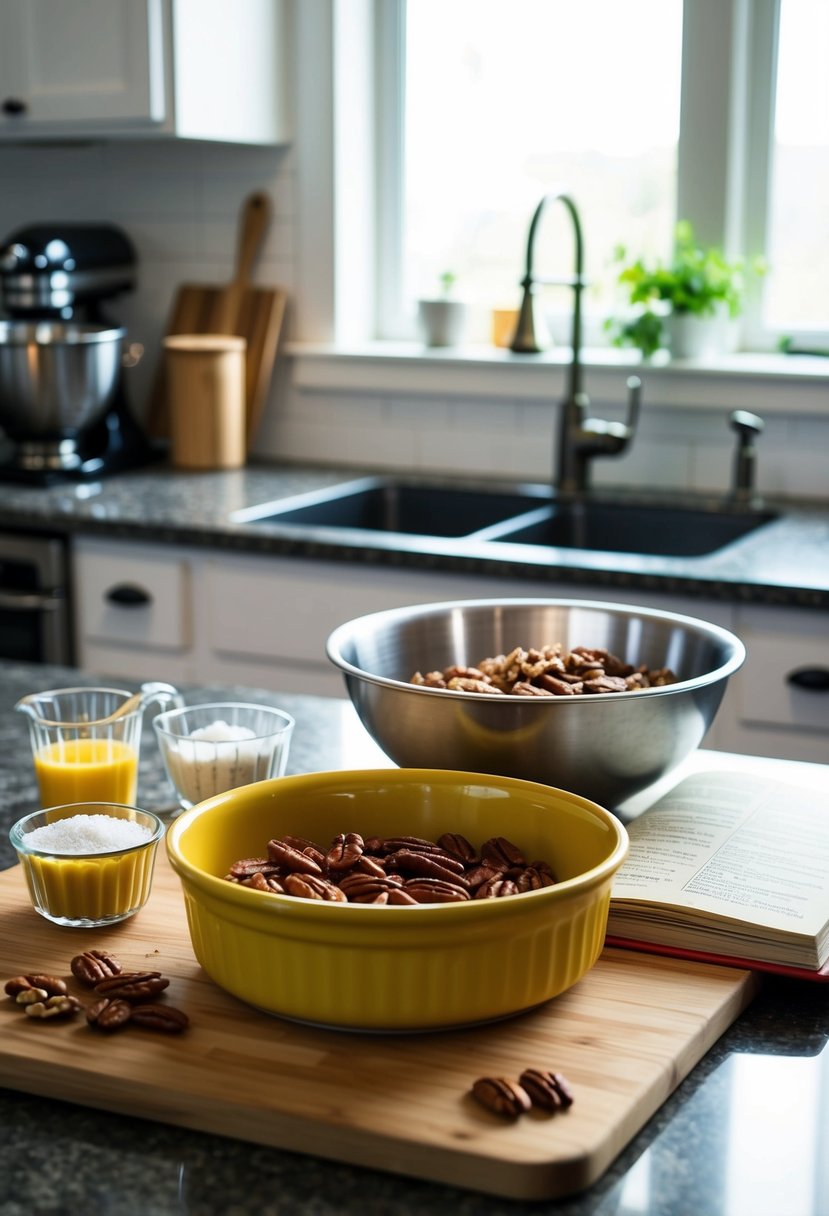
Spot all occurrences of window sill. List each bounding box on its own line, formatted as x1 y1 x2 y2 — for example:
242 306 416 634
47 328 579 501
288 341 829 417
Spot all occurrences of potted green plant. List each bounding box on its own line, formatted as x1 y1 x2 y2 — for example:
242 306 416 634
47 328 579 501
417 270 468 347
606 221 761 359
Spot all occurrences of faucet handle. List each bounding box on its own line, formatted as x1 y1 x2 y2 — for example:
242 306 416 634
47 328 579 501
729 409 764 440
624 375 642 435
729 410 764 507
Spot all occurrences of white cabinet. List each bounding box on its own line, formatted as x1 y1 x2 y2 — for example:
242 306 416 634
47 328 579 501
73 537 197 684
719 605 829 764
72 536 828 764
0 0 287 145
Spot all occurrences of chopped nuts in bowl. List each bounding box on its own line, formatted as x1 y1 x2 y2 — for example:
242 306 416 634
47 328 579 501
166 768 629 1032
326 598 746 807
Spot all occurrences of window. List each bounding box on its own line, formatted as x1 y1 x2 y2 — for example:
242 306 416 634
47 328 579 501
377 0 829 351
763 0 829 335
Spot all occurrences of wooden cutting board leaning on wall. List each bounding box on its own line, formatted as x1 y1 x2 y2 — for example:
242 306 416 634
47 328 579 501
147 191 288 450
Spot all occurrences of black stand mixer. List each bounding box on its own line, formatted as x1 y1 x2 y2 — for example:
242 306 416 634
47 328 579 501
0 223 160 484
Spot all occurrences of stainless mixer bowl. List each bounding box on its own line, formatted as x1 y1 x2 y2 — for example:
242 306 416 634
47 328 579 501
326 598 746 808
0 321 126 439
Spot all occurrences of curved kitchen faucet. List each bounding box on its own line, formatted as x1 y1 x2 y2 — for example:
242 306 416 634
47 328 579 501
510 191 642 495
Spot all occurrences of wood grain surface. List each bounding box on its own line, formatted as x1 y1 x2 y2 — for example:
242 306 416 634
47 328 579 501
0 851 760 1202
146 191 287 450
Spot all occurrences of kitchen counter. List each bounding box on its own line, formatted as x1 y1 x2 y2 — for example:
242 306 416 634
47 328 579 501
0 459 827 608
1 660 828 1216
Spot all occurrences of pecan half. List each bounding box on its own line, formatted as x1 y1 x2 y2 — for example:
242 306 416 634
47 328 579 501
518 1068 574 1111
582 674 629 695
281 836 327 866
228 857 283 880
464 862 507 890
130 1004 190 1034
283 873 348 902
437 833 479 865
355 854 387 878
325 832 365 871
377 835 443 855
471 1076 532 1118
512 680 554 696
71 949 123 987
240 871 286 893
481 836 526 869
87 997 133 1031
475 876 520 899
94 972 169 1002
387 887 419 906
384 849 468 885
403 877 470 904
338 873 399 903
5 976 37 998
515 865 556 892
537 674 581 695
24 974 68 997
266 840 323 876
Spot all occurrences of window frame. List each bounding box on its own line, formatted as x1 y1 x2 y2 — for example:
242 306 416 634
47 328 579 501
369 0 825 353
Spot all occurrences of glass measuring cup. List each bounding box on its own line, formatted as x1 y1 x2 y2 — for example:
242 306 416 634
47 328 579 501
15 683 182 808
153 702 295 810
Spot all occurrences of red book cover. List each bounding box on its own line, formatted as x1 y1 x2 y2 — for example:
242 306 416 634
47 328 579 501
605 935 829 982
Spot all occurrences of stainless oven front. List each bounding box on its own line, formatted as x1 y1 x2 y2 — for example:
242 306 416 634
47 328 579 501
0 531 72 664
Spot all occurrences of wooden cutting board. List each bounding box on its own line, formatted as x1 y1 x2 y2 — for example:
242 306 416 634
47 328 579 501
147 191 288 449
0 853 759 1202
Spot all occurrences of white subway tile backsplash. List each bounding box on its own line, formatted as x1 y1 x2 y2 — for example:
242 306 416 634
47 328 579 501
0 141 825 496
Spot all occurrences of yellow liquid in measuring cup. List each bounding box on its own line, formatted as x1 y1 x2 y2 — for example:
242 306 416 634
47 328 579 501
34 738 138 806
21 846 157 924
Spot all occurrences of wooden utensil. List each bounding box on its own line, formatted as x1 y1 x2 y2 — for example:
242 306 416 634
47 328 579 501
147 191 288 449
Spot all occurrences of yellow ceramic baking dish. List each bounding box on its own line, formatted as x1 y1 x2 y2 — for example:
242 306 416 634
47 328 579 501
166 768 628 1031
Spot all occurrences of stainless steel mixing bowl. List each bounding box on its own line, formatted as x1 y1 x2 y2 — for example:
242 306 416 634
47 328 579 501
326 598 746 808
0 321 125 439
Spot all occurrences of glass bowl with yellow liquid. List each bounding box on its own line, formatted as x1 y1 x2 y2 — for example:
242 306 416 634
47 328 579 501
10 803 164 928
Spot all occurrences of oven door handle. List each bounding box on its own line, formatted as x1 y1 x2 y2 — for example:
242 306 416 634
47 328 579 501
0 590 63 612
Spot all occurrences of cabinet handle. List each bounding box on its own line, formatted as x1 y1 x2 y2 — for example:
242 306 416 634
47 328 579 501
105 584 152 607
786 667 829 693
2 98 28 116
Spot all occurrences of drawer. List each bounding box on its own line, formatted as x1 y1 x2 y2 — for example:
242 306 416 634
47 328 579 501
734 606 829 735
74 540 191 652
205 555 546 666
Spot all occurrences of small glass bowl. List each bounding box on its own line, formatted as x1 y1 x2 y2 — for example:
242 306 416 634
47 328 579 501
9 803 164 928
153 702 295 811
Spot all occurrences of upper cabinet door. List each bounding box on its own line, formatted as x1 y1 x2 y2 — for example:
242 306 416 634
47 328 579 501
0 0 166 128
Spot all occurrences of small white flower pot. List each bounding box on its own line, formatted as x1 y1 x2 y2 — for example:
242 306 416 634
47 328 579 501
666 310 739 359
416 299 468 348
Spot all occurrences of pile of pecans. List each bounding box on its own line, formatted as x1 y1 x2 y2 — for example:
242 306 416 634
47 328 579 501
4 949 189 1034
412 643 678 697
471 1068 574 1119
226 832 556 905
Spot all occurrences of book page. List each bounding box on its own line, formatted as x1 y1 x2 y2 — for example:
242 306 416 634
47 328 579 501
610 771 829 938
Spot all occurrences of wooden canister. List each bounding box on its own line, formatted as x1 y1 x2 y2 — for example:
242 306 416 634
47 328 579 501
164 335 247 469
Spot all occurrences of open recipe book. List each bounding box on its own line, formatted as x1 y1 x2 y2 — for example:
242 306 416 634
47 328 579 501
605 770 829 981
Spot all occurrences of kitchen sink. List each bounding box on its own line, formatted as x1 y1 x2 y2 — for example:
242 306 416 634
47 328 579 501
486 500 779 558
232 478 551 539
232 476 778 558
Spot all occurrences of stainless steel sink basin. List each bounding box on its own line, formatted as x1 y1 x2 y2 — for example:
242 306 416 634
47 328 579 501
232 476 777 558
487 500 778 558
232 477 550 539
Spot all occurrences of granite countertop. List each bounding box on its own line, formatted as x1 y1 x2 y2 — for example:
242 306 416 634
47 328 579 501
0 458 827 608
1 660 828 1216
